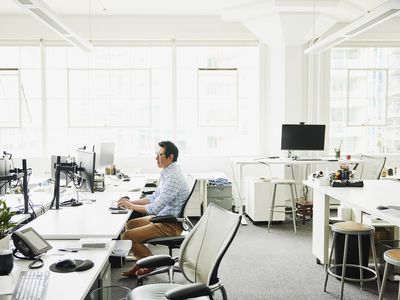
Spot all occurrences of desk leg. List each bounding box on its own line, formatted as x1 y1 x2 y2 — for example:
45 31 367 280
312 190 330 265
238 164 248 225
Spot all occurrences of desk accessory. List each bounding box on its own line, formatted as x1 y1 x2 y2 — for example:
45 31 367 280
0 249 13 275
80 238 110 248
49 259 94 273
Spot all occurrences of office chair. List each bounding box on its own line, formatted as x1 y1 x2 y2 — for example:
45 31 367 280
354 155 386 180
136 177 198 284
128 203 241 300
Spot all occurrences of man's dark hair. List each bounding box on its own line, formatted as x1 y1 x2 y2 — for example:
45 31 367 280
159 141 179 162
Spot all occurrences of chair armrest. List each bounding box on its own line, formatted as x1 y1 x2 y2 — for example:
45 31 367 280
150 215 178 224
136 254 175 268
165 283 212 300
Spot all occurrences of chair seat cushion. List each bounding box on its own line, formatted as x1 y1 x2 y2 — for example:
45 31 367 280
128 283 210 300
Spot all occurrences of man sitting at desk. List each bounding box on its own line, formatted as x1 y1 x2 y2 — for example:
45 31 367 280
117 140 189 277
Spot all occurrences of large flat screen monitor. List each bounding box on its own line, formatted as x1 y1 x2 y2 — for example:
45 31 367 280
96 142 115 169
0 157 11 196
281 124 326 151
76 149 96 193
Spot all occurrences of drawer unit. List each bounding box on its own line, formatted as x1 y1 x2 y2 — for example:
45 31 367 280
245 177 285 223
207 197 233 211
207 184 233 211
207 185 232 198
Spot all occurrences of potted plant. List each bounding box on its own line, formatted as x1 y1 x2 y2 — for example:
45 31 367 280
0 199 15 275
0 199 15 242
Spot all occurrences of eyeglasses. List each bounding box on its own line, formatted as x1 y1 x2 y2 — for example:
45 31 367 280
155 152 167 157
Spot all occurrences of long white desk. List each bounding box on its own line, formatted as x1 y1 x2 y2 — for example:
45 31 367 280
0 240 115 300
304 179 400 264
231 157 361 213
20 190 142 240
12 175 146 239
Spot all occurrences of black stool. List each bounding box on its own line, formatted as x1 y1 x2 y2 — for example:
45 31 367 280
324 221 381 300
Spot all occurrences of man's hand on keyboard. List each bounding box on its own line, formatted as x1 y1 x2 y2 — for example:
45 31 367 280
117 197 133 210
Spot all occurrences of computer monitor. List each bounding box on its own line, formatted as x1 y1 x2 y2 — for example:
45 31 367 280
281 124 326 151
76 149 96 193
96 142 115 169
0 157 11 196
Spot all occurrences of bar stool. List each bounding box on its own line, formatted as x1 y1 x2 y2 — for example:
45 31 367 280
379 248 400 300
267 179 297 234
324 221 381 300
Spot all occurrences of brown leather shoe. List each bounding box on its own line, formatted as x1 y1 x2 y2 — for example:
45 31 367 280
121 265 141 277
135 267 155 276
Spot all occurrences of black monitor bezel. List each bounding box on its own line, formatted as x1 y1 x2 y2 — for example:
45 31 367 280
281 124 326 151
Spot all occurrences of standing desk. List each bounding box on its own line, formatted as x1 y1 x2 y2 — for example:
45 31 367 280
304 179 400 265
0 240 115 300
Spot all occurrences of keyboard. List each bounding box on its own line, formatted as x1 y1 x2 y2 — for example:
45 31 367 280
109 200 125 210
12 271 49 300
295 158 322 161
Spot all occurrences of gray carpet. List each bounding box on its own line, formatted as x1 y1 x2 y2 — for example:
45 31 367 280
111 215 399 299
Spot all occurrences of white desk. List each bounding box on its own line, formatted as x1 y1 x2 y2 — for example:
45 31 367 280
0 240 114 300
231 157 361 213
304 179 400 264
19 191 141 239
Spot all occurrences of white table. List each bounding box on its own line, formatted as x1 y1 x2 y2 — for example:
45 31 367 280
231 157 361 215
0 240 115 300
19 191 142 240
304 179 400 264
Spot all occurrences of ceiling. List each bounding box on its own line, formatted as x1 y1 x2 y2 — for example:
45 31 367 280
0 0 390 17
1 0 399 48
1 0 257 15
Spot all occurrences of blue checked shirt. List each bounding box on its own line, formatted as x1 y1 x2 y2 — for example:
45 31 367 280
145 162 189 217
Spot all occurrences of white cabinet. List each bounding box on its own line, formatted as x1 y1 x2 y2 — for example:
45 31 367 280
245 177 285 223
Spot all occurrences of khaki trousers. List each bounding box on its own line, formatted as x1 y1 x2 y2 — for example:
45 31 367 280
121 216 182 259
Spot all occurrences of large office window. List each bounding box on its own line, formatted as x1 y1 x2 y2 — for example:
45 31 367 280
0 42 259 158
176 46 259 156
46 46 172 156
330 47 400 153
0 46 42 157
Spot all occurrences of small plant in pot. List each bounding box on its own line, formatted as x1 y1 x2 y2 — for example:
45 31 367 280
0 199 15 275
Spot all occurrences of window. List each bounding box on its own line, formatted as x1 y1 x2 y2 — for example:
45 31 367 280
0 46 42 157
46 46 172 156
330 48 400 153
176 46 259 156
0 42 260 158
0 69 20 127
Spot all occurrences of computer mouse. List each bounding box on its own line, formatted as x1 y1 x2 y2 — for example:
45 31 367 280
376 205 389 210
75 260 94 271
56 258 76 268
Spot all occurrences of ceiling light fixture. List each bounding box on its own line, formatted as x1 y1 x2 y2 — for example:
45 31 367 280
305 0 400 54
12 0 92 52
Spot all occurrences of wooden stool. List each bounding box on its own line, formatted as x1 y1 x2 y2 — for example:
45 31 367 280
324 221 381 300
267 179 297 234
295 200 313 224
379 248 400 300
